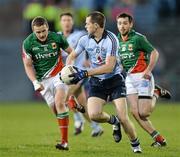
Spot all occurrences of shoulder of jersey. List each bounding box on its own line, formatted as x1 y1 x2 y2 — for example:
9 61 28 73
106 30 119 42
134 31 146 38
23 33 34 45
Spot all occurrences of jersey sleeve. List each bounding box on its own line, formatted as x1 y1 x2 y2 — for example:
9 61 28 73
106 34 119 57
22 40 32 59
75 36 86 56
137 35 154 54
58 34 69 50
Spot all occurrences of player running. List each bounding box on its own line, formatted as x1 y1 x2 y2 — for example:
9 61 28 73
116 12 171 147
22 16 75 150
66 11 142 153
59 12 103 137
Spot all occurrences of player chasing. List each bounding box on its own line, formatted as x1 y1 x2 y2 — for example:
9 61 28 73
116 13 171 147
59 12 103 137
65 11 142 153
22 16 76 150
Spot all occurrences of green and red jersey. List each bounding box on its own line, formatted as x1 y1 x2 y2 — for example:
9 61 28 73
22 31 69 81
117 29 154 73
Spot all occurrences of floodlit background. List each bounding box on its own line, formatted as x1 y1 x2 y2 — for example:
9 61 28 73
0 0 179 101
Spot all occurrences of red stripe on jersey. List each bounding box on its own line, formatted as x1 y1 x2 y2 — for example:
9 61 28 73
49 55 64 77
131 51 147 73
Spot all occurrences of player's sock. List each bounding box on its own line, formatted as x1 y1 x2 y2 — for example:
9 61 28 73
150 130 159 139
150 130 166 144
74 112 84 122
108 115 119 125
153 90 160 99
131 138 142 153
57 112 69 143
90 121 103 136
73 112 84 135
91 121 101 130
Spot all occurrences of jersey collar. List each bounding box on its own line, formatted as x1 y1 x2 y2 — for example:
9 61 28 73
32 31 49 44
118 29 135 41
89 30 107 44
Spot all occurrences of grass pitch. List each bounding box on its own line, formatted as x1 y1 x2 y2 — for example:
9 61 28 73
0 101 180 157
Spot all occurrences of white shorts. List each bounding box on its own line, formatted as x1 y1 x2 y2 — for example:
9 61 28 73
40 74 68 107
125 72 154 97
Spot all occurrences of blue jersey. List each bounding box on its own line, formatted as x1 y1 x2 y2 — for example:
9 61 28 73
75 30 122 79
58 30 87 69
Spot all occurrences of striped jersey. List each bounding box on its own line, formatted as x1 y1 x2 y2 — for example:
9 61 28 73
22 31 69 81
117 29 154 73
75 30 122 79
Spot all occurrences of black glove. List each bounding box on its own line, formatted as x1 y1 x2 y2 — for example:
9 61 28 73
69 66 88 84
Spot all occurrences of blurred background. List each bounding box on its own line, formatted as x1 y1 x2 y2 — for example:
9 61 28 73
0 0 179 102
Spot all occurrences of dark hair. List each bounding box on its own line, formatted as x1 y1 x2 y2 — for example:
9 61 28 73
60 12 73 19
116 13 133 23
87 11 106 28
31 16 49 29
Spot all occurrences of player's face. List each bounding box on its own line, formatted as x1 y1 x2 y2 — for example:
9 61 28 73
60 15 73 32
117 17 133 36
85 17 97 35
33 24 49 42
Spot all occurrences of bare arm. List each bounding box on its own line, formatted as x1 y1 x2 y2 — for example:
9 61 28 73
22 57 44 91
23 57 36 82
143 49 159 78
65 47 77 65
87 56 116 76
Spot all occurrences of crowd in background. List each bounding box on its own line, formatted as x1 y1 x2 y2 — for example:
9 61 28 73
0 0 179 101
22 0 179 34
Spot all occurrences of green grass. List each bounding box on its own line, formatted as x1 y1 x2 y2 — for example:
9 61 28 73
0 101 180 157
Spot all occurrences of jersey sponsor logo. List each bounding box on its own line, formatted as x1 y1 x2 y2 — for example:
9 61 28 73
35 51 58 60
41 45 48 51
51 43 57 49
128 44 133 51
32 47 40 51
120 52 135 60
121 44 126 51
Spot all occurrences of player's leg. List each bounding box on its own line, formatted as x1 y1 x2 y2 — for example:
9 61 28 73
52 75 69 150
113 97 141 153
67 84 85 135
54 86 69 150
128 94 156 134
110 74 141 153
137 75 166 147
40 77 69 150
87 97 107 122
87 96 119 140
76 85 104 137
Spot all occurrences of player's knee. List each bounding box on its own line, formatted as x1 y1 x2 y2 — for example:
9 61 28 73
139 111 150 119
89 112 101 122
55 102 66 110
130 109 139 119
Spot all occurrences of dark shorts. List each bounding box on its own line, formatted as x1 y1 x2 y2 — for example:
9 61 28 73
88 74 126 101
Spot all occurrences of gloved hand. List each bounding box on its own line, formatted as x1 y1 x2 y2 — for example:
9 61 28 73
69 66 88 84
